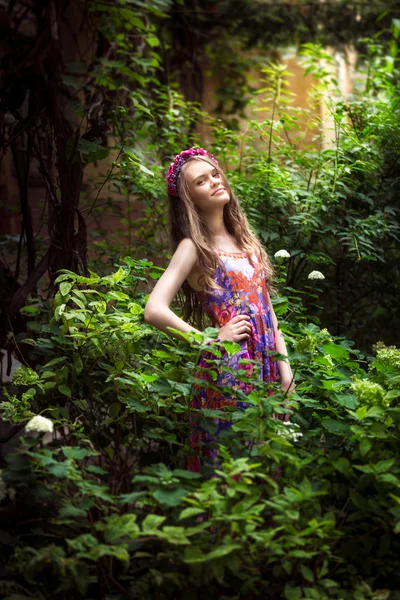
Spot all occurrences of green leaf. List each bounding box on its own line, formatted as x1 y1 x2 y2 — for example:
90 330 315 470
140 373 158 383
178 507 205 520
48 462 70 477
73 352 83 374
109 402 121 418
366 406 384 419
385 389 400 400
146 34 159 47
332 457 352 477
334 393 358 409
172 469 202 479
63 447 99 460
67 533 97 551
159 525 190 545
43 357 67 368
300 564 314 583
54 273 74 284
359 437 372 457
221 341 241 356
321 419 349 435
41 371 56 379
376 458 395 473
320 579 339 588
153 487 187 507
271 296 289 315
20 305 41 315
355 405 368 420
99 514 139 542
86 465 107 475
184 543 241 563
379 473 400 487
59 504 88 518
322 342 349 360
142 514 166 532
55 304 66 320
139 163 155 176
129 302 144 315
125 397 151 412
60 281 73 296
118 491 147 504
59 384 71 397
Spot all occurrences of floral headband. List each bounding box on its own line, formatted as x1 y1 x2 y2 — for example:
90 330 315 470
166 147 219 196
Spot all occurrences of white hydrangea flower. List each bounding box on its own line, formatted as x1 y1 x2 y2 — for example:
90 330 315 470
277 421 303 442
282 421 303 441
25 415 54 434
274 249 291 259
308 270 325 280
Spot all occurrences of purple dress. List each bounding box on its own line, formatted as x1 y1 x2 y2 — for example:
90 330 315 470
188 249 278 471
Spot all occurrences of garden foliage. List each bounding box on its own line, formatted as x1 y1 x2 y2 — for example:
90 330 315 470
1 258 400 599
1 3 400 598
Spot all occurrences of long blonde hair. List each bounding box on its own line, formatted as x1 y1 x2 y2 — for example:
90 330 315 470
168 155 274 327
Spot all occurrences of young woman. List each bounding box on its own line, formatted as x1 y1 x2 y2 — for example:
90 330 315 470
144 147 294 469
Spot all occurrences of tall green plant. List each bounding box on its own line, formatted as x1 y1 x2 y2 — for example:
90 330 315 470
1 261 400 598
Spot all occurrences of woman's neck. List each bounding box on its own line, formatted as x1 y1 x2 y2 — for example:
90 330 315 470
202 212 241 252
206 213 226 237
211 232 242 252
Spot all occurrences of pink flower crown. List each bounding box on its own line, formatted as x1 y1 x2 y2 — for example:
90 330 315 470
166 147 219 196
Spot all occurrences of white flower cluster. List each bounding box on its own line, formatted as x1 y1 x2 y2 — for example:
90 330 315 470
283 421 303 441
25 415 54 434
274 249 291 259
308 270 325 280
277 421 303 442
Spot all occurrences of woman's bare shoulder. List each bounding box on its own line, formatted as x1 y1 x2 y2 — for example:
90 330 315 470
175 237 197 255
169 238 198 271
175 239 203 292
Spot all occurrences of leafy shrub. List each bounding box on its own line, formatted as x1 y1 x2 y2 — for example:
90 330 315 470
1 260 400 599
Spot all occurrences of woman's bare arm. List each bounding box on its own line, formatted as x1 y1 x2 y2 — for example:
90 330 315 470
144 238 203 340
267 292 295 393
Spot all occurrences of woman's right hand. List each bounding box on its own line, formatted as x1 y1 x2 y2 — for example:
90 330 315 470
218 314 252 342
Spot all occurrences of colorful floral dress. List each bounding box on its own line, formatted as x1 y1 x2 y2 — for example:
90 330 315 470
188 249 278 471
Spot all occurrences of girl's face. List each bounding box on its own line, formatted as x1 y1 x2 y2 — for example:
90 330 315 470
182 160 230 213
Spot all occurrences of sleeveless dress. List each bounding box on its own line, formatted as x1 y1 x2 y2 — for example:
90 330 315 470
188 249 278 471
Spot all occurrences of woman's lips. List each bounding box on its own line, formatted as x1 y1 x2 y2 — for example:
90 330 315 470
213 188 226 195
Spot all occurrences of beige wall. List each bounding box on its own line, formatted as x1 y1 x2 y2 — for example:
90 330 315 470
200 45 357 152
198 47 319 151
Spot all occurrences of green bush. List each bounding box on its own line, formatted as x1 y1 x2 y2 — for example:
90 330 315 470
1 260 400 599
